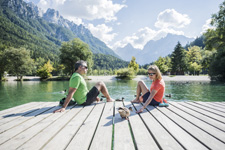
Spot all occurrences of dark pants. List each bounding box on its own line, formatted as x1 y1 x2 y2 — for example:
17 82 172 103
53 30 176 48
82 86 99 106
142 92 160 106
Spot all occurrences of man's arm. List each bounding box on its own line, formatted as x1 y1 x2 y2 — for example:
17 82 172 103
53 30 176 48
53 87 77 113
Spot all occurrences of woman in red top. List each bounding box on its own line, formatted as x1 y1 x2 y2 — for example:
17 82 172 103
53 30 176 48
131 65 167 113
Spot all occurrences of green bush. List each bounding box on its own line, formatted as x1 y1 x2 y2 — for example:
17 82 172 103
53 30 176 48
137 68 148 75
116 68 135 80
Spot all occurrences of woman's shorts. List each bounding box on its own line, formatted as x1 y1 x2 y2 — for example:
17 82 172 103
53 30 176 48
142 92 160 106
82 86 99 106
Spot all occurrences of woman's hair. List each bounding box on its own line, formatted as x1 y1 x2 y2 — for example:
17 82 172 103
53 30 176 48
74 60 87 71
148 65 162 80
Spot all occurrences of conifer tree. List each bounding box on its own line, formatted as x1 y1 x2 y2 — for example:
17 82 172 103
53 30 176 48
171 42 187 75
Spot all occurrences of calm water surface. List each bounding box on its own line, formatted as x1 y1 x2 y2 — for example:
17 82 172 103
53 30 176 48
0 80 225 110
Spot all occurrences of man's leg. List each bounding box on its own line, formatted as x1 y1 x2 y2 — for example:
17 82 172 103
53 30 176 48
95 81 114 102
131 80 149 103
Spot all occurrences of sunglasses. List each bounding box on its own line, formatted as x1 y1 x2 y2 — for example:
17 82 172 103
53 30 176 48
147 73 156 76
82 65 88 69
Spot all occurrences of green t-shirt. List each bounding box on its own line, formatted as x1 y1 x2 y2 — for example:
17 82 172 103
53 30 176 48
69 73 88 104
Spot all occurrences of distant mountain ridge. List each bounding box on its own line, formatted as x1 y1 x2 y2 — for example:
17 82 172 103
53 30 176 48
0 0 119 57
115 34 194 65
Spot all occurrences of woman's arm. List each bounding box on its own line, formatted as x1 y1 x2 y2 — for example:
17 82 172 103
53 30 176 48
136 90 157 113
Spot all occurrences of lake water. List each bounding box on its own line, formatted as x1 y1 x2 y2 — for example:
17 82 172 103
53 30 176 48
0 79 225 111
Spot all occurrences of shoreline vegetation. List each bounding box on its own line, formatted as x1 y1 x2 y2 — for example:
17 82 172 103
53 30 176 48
3 75 211 82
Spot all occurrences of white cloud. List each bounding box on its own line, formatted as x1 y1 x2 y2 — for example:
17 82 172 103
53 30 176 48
37 0 126 22
87 24 117 45
201 19 215 34
155 9 191 29
113 27 184 50
65 16 83 25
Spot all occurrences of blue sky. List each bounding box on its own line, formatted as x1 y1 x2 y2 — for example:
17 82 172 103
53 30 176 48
24 0 223 50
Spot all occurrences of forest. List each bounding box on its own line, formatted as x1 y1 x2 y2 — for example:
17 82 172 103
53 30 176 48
0 1 224 81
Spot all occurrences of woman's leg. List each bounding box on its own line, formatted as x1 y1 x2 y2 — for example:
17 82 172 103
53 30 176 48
131 80 149 103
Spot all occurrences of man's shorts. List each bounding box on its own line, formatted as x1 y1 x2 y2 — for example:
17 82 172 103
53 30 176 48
142 92 160 106
82 86 99 106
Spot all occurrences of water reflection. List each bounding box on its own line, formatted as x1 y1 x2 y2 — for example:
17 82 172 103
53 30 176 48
0 80 225 111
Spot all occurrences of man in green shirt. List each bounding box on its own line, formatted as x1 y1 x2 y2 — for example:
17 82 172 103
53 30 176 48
54 60 114 113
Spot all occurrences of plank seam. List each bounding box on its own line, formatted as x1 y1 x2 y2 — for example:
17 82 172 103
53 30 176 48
123 102 138 150
167 107 225 144
87 103 106 150
40 105 83 150
0 106 59 145
0 104 56 134
178 103 225 124
193 102 225 113
132 103 163 150
156 107 211 150
63 104 96 150
169 102 225 133
16 105 76 149
111 101 115 150
185 102 225 118
142 104 186 150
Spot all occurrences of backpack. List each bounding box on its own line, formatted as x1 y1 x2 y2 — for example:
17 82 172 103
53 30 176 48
59 97 76 106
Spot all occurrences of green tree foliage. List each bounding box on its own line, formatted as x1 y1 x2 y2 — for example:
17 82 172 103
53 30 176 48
0 49 6 80
0 8 61 61
59 38 93 75
37 60 54 79
116 68 135 80
137 68 148 75
201 50 216 71
171 42 188 75
208 47 225 81
186 46 203 75
204 1 225 81
4 47 35 80
154 56 171 74
92 53 129 70
128 56 139 73
184 36 205 49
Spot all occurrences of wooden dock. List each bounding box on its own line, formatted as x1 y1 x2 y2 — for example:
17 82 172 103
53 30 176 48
0 101 225 150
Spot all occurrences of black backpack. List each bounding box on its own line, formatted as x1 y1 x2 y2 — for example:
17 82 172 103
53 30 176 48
59 97 76 106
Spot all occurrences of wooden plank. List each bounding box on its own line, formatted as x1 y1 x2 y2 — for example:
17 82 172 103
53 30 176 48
167 104 225 143
126 102 160 150
17 105 84 150
158 106 225 149
146 105 207 150
113 101 135 150
186 102 225 117
0 105 75 150
179 102 225 123
42 104 97 150
214 102 225 106
132 103 183 150
0 102 57 133
0 102 36 116
0 102 46 124
0 102 59 145
193 102 225 113
204 102 225 109
66 103 105 150
89 102 114 150
169 102 225 132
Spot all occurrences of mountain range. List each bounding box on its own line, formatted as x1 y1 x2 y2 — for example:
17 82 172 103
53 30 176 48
115 34 194 65
115 33 194 65
0 0 119 58
1 0 196 66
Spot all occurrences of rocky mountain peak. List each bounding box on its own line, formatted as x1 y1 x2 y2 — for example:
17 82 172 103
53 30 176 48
43 8 60 23
4 0 39 19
